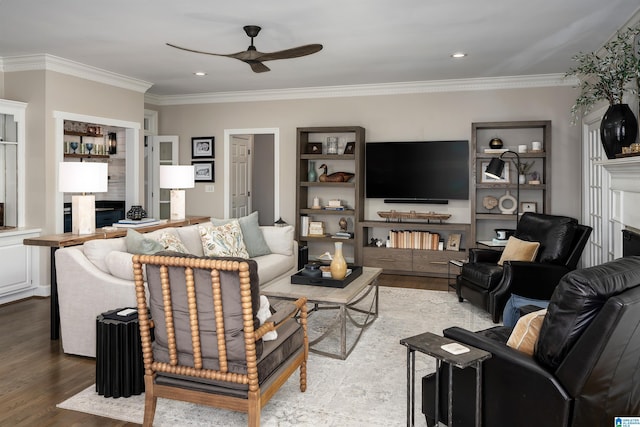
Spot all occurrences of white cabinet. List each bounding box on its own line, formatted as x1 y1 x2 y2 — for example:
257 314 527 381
0 228 42 305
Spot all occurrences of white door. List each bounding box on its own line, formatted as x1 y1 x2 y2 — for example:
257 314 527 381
145 135 178 219
230 135 251 218
582 111 613 267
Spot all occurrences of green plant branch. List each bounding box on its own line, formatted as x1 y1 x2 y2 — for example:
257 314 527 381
566 24 640 124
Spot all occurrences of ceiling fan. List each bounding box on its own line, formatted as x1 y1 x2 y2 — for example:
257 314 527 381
167 25 323 73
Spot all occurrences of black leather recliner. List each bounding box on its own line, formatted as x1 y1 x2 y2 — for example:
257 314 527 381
457 212 592 322
423 256 640 426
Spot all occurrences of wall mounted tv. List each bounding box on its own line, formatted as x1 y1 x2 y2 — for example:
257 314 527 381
365 140 469 203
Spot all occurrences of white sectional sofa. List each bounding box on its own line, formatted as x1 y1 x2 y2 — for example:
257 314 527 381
55 221 298 357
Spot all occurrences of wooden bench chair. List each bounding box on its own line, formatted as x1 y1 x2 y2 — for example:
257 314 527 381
133 254 308 426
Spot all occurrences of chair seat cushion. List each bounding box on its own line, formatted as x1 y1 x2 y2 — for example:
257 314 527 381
155 317 304 396
461 262 504 290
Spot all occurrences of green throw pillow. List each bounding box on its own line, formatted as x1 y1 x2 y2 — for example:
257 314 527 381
125 229 164 254
211 211 271 257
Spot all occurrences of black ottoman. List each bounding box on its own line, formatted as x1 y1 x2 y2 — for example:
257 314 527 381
96 308 144 398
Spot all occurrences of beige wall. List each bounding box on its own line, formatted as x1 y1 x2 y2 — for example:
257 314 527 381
152 85 582 224
5 70 145 233
4 69 145 286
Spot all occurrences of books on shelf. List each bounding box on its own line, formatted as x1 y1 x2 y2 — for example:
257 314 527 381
117 217 159 224
484 148 509 154
308 221 325 236
387 229 442 250
112 218 165 228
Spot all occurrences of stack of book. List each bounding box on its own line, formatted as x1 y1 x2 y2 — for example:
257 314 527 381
332 231 353 239
113 217 164 228
387 230 441 250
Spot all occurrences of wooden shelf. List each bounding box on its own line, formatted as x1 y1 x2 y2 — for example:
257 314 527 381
64 131 104 138
64 153 109 159
300 208 355 215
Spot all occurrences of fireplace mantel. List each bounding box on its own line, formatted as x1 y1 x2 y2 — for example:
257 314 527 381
599 156 640 234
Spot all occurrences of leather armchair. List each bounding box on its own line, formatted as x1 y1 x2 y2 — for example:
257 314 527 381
457 213 591 322
423 256 640 427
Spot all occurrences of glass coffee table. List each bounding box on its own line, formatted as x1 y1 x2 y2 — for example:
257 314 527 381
261 266 382 359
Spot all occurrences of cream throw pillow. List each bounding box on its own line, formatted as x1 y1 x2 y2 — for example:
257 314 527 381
506 308 547 355
199 220 249 258
498 236 540 266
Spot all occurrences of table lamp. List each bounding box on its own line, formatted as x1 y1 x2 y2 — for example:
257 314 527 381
484 150 521 224
159 165 195 220
59 162 109 235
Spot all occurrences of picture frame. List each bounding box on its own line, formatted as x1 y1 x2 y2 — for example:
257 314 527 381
480 161 510 183
446 233 462 251
307 142 323 155
192 136 215 158
343 141 355 155
192 161 214 182
521 201 537 213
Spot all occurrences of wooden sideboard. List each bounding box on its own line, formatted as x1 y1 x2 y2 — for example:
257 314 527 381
24 215 211 340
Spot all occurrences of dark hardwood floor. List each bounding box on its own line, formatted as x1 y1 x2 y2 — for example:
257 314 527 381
0 274 447 426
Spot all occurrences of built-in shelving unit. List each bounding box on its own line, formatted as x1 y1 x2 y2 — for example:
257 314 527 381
295 126 365 264
471 121 551 243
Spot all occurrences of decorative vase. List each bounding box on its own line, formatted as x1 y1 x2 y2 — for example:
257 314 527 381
600 104 638 159
519 174 526 185
126 205 147 221
330 241 348 280
308 161 317 182
489 138 503 149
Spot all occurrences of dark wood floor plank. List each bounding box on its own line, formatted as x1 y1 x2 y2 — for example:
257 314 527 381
0 274 445 426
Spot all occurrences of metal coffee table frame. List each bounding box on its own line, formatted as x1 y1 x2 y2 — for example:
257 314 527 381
262 266 382 360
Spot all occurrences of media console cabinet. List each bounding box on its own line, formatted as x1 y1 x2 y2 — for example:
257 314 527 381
358 221 471 277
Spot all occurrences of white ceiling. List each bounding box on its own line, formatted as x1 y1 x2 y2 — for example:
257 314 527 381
0 0 638 97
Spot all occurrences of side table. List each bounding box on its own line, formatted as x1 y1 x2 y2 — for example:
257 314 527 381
96 308 145 398
400 331 491 427
447 259 466 292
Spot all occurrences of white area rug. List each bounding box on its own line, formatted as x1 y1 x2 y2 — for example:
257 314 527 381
57 287 494 426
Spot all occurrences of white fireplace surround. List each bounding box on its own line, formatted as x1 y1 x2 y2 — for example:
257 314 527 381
601 156 640 257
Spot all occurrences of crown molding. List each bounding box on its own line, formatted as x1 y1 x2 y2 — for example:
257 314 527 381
145 73 577 106
1 54 152 93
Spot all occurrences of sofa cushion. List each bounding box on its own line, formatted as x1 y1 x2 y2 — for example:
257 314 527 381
126 229 164 254
156 230 189 253
498 236 540 266
105 250 136 281
260 225 294 256
212 212 271 258
515 213 577 264
176 223 208 256
147 255 262 373
535 256 640 370
199 221 249 258
507 308 547 355
253 252 297 284
83 238 127 273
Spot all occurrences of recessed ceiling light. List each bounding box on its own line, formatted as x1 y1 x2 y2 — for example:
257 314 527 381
194 71 207 76
451 52 467 58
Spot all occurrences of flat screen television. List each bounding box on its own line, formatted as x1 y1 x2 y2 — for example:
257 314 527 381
365 140 469 203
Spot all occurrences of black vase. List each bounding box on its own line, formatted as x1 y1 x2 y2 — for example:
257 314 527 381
600 104 638 159
126 205 147 221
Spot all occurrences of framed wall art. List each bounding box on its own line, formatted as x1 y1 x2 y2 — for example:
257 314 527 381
521 201 537 213
192 161 214 182
307 142 323 154
480 161 510 183
343 141 355 155
192 136 215 159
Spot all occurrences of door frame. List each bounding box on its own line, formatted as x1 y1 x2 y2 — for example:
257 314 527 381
53 111 141 233
223 128 279 220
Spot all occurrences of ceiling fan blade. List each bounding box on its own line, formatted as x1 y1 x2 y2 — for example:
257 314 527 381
257 44 323 62
248 61 271 73
166 43 237 58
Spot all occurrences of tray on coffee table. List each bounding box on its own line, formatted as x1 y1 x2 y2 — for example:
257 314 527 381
291 266 363 288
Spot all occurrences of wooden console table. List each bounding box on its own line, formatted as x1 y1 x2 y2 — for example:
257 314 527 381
23 216 211 340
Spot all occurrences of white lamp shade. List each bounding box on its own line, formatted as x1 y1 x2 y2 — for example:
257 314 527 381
160 165 195 189
58 162 108 193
